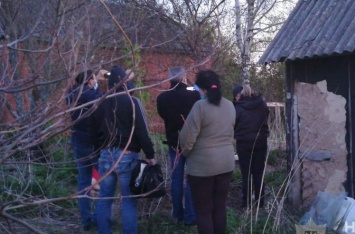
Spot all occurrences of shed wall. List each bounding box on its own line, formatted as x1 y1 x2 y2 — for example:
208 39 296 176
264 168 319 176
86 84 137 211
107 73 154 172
287 55 355 208
296 80 347 207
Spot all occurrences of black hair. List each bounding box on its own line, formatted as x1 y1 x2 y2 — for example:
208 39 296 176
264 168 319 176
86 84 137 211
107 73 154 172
195 70 222 106
75 70 93 85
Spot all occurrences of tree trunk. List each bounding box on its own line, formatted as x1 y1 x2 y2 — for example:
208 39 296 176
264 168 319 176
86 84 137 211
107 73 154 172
235 0 254 84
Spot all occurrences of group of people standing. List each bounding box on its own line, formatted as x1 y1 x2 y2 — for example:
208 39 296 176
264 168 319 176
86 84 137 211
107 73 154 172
67 65 269 234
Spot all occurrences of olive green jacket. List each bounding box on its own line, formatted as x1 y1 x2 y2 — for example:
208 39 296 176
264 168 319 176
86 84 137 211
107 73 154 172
179 97 236 177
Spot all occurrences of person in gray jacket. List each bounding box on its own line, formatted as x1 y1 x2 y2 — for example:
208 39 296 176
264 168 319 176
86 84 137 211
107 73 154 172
179 70 235 234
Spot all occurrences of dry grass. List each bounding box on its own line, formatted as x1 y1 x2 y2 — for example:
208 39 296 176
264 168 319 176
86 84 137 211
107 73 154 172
0 113 302 233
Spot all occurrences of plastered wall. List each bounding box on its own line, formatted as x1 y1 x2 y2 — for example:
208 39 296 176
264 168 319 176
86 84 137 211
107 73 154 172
295 80 347 208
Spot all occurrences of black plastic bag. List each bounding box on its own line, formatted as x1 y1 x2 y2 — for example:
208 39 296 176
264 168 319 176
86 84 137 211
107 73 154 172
130 160 166 198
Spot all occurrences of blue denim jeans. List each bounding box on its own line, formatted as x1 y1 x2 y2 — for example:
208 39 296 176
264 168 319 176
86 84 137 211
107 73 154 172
169 146 195 224
96 148 139 234
73 142 97 228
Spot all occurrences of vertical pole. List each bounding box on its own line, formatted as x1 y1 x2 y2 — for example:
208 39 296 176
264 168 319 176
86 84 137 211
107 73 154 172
289 95 301 207
286 62 302 207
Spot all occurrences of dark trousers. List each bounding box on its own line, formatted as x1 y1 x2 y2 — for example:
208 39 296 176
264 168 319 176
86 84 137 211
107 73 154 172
188 171 233 234
237 139 267 208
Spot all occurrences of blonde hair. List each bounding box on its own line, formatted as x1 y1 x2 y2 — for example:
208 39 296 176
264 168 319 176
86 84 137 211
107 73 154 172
241 84 252 97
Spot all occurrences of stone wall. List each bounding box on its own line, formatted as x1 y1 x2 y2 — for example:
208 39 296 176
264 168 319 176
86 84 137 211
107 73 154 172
295 80 347 208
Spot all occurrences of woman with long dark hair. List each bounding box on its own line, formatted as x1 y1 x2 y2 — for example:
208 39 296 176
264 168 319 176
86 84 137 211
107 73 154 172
179 70 235 234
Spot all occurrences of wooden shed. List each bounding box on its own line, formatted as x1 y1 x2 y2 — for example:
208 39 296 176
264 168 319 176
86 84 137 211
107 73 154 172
259 0 355 208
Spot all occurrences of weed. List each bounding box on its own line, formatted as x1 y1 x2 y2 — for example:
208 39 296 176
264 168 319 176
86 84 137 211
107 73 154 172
267 150 278 166
0 112 304 234
226 208 240 233
232 168 242 181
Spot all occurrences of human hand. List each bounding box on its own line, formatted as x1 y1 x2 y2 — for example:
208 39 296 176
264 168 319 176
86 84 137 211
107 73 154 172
97 69 109 80
146 158 157 165
125 69 135 81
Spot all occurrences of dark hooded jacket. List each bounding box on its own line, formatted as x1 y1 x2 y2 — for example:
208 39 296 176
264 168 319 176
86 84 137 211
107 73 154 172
67 84 102 146
234 95 269 141
157 82 200 147
89 66 155 159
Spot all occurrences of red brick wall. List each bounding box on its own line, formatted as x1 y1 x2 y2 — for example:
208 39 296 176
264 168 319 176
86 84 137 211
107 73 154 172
2 47 212 137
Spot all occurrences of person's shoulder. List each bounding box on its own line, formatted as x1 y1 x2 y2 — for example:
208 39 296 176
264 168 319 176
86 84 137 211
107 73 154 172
131 96 142 104
157 90 169 100
232 99 244 110
217 97 233 109
111 92 127 104
89 89 102 99
194 98 206 107
123 93 137 103
189 90 200 98
253 95 267 106
179 89 200 101
128 96 145 108
181 88 199 95
82 86 98 96
158 88 179 103
66 85 75 94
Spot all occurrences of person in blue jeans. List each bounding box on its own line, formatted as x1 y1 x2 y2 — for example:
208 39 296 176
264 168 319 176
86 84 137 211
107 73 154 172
168 146 195 225
67 70 101 231
96 149 139 234
157 67 199 225
89 66 156 234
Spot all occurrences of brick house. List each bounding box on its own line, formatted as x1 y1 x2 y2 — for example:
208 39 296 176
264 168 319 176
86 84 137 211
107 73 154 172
0 2 213 135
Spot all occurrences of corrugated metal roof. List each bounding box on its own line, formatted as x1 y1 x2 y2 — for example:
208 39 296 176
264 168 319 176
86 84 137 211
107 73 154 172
259 0 355 64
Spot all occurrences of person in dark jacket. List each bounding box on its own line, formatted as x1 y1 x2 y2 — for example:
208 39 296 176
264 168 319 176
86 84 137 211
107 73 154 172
157 67 199 225
66 70 101 231
89 65 156 234
233 84 269 209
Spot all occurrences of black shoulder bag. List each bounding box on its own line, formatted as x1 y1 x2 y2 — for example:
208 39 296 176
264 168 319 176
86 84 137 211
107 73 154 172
130 160 166 198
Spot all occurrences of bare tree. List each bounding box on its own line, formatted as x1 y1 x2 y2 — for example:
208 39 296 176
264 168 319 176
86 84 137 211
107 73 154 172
0 0 295 232
0 1 148 232
235 0 295 83
127 0 231 66
0 0 221 232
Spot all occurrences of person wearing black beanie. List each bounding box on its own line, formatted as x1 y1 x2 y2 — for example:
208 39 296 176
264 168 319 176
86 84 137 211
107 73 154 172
108 65 135 91
89 65 156 234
